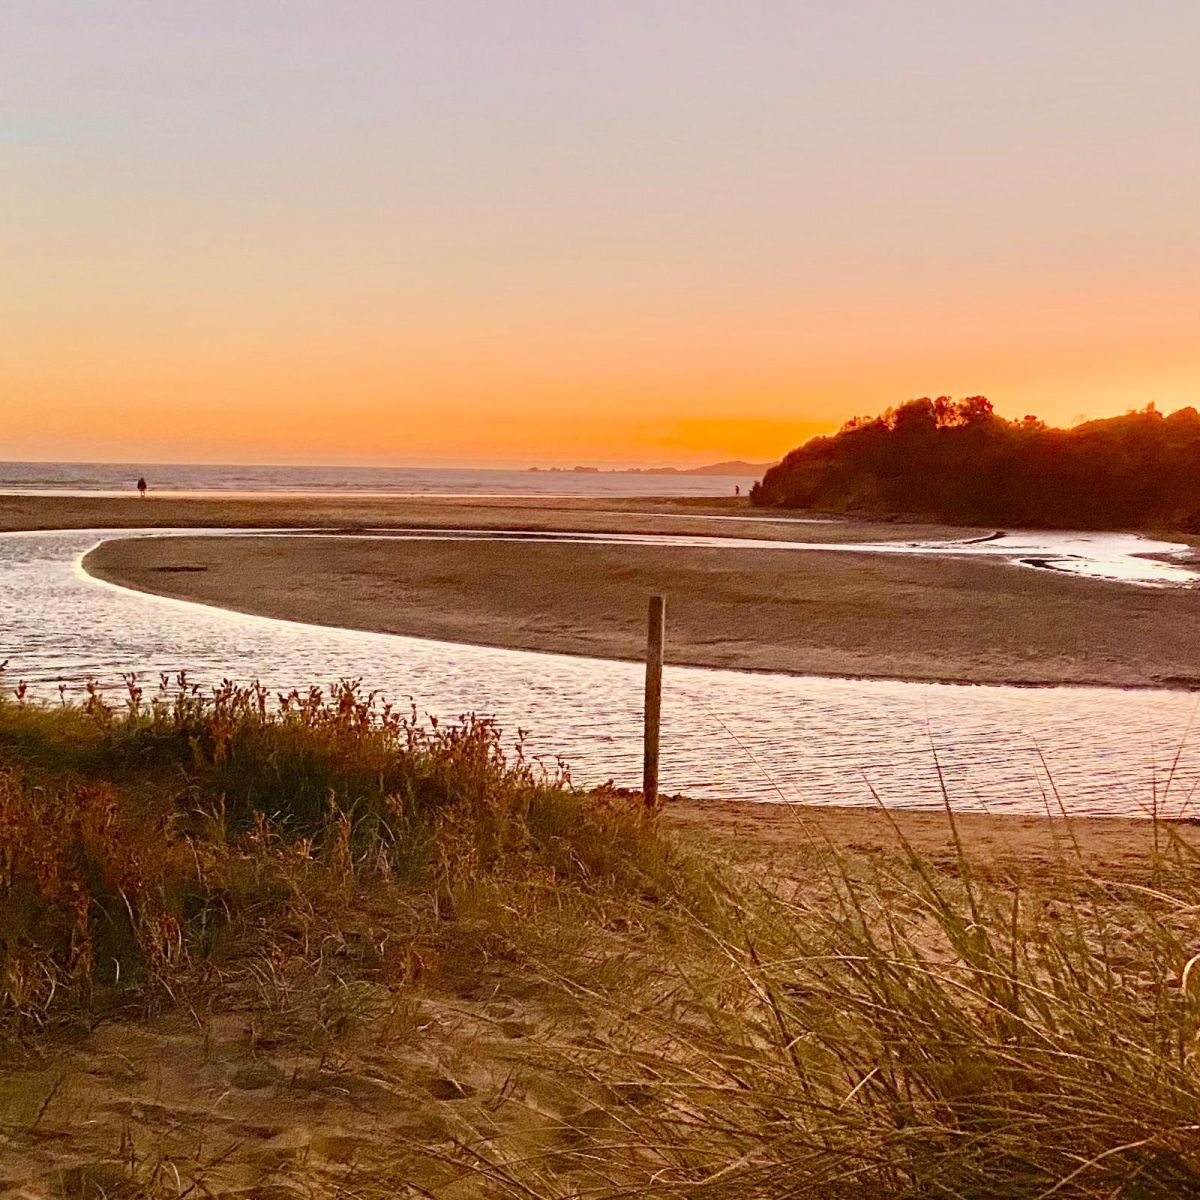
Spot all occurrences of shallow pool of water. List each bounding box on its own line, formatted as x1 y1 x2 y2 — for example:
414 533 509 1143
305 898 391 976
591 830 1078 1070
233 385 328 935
3 528 1199 818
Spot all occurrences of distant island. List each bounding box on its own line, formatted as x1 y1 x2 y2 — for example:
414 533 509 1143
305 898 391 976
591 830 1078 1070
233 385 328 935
752 398 1200 529
529 460 773 477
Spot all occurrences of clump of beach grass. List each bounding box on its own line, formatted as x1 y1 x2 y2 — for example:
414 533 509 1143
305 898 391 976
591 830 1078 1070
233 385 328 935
455 816 1200 1198
0 675 696 1034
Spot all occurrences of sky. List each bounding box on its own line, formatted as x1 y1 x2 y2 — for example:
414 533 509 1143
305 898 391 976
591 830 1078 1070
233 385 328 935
2 2 1198 468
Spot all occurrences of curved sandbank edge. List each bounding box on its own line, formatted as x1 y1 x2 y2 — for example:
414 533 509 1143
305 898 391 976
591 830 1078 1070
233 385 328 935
80 533 1200 694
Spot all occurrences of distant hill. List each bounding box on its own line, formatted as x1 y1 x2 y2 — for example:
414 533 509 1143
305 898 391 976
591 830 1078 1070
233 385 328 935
752 398 1200 529
633 460 774 477
529 460 773 477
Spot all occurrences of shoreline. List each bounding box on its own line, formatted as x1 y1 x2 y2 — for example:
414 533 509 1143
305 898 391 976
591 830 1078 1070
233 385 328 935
5 499 1199 836
664 798 1199 875
0 492 968 539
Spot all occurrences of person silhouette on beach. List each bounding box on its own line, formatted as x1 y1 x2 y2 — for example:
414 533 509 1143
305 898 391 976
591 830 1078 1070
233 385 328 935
137 476 147 498
734 484 740 496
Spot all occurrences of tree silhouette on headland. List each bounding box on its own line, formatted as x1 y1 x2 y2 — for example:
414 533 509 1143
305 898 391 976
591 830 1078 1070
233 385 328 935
751 398 1200 529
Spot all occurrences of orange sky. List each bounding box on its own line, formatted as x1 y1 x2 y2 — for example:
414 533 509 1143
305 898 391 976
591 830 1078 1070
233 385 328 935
3 4 1198 467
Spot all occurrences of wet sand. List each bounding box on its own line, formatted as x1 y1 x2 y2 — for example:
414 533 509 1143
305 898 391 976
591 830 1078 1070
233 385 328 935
666 799 1200 881
85 523 1200 689
0 491 957 541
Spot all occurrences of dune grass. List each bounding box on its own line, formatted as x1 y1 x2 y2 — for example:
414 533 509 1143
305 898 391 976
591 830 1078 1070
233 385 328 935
2 678 1200 1197
0 677 698 1027
505 830 1200 1198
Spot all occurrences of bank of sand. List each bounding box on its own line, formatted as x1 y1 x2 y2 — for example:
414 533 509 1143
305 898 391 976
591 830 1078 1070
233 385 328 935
84 519 1200 689
12 489 1200 835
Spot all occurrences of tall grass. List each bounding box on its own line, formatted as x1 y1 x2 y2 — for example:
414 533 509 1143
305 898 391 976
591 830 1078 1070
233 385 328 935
0 676 689 1030
3 678 1200 1196
514 856 1200 1197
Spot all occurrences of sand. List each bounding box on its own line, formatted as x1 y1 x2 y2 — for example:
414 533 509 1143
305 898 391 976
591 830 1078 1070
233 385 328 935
0 490 962 540
84 519 1200 689
0 792 1191 1197
666 797 1200 879
14 497 1200 841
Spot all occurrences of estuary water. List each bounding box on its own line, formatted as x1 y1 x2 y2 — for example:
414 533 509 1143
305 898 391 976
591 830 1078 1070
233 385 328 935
2 528 1199 818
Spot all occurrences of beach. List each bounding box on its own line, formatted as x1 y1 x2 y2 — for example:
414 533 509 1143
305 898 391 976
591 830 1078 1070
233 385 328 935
665 798 1198 878
7 492 1200 820
0 491 936 536
8 492 1200 1200
1 756 1186 1200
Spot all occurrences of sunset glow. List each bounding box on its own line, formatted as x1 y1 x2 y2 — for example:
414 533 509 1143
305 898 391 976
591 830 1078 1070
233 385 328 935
4 2 1198 466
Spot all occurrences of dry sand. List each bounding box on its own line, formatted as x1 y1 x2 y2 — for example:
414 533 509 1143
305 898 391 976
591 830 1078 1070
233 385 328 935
0 795 1191 1198
666 797 1200 879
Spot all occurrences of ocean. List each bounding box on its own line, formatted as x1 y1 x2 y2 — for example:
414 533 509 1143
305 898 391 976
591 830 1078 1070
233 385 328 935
0 461 759 499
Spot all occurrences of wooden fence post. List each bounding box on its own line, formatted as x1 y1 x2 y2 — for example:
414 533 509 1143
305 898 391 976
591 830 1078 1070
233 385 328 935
643 595 665 810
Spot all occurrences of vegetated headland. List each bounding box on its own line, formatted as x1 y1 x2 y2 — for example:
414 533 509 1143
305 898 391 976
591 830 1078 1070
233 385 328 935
3 678 1200 1197
754 398 1200 529
527 458 773 476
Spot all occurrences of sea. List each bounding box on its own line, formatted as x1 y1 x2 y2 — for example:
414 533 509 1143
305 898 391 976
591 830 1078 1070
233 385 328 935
0 462 759 500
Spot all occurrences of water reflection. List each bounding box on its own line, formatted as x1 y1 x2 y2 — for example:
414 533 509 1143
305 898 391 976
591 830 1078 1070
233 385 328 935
2 529 1198 817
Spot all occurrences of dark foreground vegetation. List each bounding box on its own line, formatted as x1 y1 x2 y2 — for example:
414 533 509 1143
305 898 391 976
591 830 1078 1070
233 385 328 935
753 398 1200 529
3 676 1200 1196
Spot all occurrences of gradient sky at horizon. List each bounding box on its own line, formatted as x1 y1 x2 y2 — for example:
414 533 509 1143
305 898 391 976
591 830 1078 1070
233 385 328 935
3 1 1198 467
